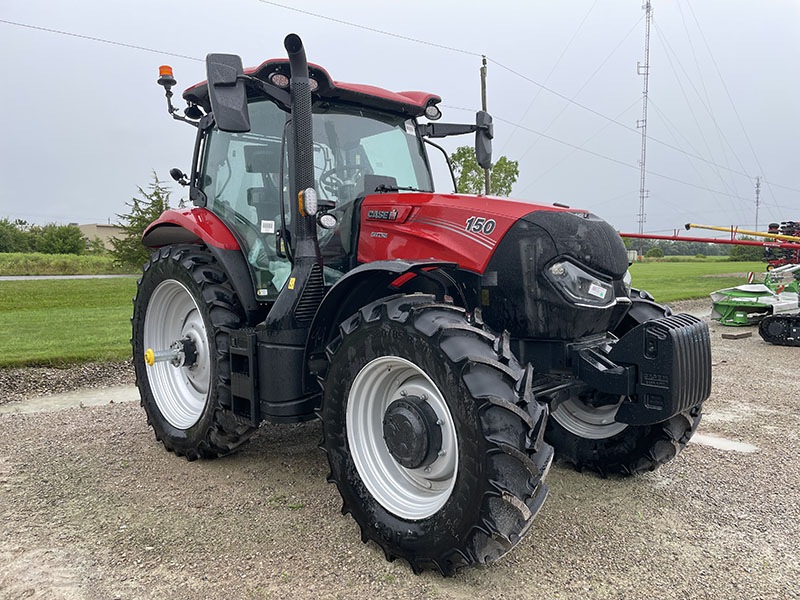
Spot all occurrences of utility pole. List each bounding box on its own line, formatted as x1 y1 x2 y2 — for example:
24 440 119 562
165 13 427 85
480 55 491 196
636 0 652 258
755 176 761 231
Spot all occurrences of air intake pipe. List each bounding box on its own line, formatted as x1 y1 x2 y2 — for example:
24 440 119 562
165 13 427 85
262 34 324 334
284 33 318 251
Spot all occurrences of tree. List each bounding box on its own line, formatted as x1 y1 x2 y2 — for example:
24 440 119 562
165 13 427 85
86 236 108 255
0 218 31 253
111 173 174 268
449 146 519 196
728 236 764 262
29 223 87 254
645 247 664 258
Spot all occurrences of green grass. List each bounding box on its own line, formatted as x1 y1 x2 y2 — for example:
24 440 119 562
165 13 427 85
0 252 130 276
629 260 765 302
638 255 731 263
0 278 137 367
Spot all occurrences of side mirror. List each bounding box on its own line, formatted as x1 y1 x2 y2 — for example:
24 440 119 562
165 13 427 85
206 54 251 133
475 110 494 170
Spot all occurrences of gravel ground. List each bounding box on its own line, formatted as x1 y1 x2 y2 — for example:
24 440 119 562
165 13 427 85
0 361 134 406
1 300 798 599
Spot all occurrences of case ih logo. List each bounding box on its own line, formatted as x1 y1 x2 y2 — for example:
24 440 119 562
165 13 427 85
367 209 398 221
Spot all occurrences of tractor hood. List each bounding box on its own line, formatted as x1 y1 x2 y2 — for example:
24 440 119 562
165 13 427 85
357 190 631 339
357 191 593 273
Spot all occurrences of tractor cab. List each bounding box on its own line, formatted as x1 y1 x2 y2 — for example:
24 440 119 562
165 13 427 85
197 96 435 297
176 58 447 301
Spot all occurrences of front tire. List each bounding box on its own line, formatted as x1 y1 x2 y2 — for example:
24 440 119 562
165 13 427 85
547 400 702 476
132 244 257 460
322 294 552 575
545 291 703 476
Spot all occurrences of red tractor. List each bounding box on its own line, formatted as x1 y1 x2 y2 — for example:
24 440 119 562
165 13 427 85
133 34 711 574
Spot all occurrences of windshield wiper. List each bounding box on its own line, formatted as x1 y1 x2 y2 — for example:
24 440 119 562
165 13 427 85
374 184 429 193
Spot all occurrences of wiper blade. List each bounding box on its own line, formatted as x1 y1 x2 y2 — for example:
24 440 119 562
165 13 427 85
374 184 429 193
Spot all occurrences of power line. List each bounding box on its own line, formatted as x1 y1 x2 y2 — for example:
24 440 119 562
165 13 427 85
490 114 755 202
3 13 798 199
250 0 788 195
254 0 482 57
683 2 781 209
489 55 762 182
0 19 202 61
499 0 601 154
516 98 642 194
510 14 644 163
674 0 741 195
652 20 742 203
763 180 800 194
649 99 747 223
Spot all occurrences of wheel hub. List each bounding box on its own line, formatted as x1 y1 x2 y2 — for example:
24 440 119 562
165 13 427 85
382 396 442 469
346 355 458 520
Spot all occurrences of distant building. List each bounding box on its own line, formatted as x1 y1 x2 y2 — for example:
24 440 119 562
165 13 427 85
77 223 124 250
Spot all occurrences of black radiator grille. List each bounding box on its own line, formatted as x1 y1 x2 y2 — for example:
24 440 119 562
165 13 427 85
295 263 324 323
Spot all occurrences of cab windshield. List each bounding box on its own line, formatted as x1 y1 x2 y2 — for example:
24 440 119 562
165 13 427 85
312 104 433 206
200 100 433 298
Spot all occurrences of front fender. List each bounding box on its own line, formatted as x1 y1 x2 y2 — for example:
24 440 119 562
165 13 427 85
304 259 456 376
141 208 264 325
142 208 240 250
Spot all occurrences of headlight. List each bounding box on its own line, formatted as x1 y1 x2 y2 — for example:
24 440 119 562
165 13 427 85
545 260 615 308
623 269 632 297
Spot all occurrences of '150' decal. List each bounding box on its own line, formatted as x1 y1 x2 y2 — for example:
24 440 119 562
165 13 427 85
465 216 496 235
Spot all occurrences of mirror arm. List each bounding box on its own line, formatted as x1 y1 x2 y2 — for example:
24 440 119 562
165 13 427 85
418 122 478 139
238 75 292 110
423 138 458 194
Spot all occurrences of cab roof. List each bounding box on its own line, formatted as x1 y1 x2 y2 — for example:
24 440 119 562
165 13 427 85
183 58 441 118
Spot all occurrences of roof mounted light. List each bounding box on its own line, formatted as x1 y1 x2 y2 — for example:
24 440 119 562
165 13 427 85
158 65 176 88
424 103 442 121
269 72 290 88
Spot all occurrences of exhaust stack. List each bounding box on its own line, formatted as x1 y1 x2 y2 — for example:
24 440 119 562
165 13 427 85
284 34 317 248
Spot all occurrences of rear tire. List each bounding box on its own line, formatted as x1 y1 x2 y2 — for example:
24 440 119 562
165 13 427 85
545 291 703 476
132 244 257 460
321 294 552 575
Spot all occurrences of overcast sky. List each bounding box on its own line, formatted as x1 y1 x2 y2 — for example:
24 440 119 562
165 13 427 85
1 0 798 236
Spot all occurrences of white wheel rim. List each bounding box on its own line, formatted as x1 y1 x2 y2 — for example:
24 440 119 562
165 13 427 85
551 395 628 440
143 280 211 429
347 356 458 520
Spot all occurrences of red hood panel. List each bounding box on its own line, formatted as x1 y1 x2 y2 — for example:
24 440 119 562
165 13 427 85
357 193 585 273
